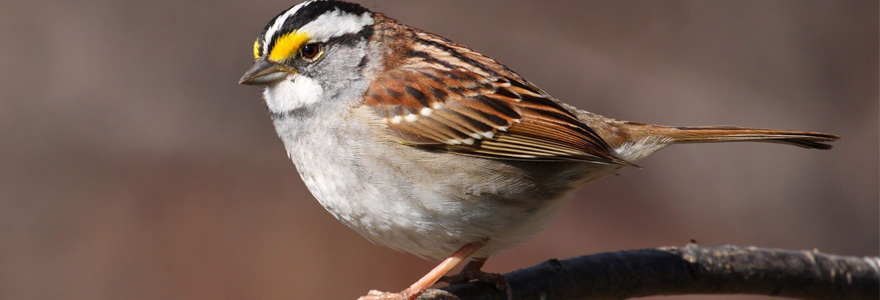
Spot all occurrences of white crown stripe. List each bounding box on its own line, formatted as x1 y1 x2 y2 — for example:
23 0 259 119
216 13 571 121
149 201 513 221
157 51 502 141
262 1 374 54
298 11 373 42
264 2 309 50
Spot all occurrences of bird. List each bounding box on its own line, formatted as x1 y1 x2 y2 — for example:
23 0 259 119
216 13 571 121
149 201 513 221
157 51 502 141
238 1 838 299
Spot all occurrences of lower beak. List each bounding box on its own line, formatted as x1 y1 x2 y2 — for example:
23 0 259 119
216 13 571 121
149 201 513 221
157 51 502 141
239 58 294 85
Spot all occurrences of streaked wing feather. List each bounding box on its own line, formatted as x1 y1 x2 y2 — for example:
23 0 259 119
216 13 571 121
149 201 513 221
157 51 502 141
363 31 627 165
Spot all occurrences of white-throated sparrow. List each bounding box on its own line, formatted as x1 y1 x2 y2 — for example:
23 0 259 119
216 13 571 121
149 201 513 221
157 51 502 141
239 1 838 299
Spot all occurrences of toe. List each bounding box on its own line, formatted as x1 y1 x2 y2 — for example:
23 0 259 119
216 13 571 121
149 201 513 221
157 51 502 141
356 291 406 300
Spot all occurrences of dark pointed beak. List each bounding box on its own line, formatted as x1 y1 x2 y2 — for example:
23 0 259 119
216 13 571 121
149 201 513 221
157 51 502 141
239 57 294 85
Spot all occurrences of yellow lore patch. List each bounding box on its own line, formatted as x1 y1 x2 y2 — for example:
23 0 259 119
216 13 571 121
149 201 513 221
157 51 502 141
253 39 260 60
268 31 309 62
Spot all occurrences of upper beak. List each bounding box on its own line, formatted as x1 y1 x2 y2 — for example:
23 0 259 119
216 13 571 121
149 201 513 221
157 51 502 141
239 57 294 85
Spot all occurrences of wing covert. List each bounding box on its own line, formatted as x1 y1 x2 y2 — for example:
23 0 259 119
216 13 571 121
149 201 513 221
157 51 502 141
364 67 627 165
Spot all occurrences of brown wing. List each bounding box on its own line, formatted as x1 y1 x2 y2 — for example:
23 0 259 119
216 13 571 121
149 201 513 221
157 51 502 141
363 26 628 164
364 67 627 165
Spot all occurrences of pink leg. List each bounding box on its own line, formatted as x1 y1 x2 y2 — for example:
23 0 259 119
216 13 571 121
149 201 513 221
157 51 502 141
357 243 484 300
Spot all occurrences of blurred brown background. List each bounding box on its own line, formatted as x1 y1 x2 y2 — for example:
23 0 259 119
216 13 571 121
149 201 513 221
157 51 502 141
1 1 877 299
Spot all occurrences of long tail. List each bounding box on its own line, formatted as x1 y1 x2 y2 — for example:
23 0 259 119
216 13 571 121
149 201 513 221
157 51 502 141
656 125 839 149
609 123 839 162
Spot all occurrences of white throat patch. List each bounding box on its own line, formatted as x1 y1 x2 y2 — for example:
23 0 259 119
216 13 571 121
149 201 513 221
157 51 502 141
263 73 324 113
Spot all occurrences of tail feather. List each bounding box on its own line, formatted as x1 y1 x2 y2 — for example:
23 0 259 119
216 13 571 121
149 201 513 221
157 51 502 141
609 123 839 162
663 126 839 150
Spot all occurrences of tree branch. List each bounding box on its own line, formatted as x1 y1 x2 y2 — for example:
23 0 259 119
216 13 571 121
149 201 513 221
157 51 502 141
417 244 879 300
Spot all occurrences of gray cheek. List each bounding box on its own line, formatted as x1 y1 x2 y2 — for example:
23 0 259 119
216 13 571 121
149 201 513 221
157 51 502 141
314 43 369 81
307 51 370 102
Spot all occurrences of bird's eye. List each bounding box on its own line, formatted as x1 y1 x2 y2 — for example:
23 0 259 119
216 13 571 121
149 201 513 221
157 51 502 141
300 43 323 61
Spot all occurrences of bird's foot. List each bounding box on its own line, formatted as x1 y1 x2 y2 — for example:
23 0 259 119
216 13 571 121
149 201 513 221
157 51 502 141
439 258 512 300
356 290 407 300
358 243 486 300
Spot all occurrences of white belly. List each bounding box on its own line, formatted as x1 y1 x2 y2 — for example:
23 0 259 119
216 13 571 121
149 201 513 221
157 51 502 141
274 110 619 260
